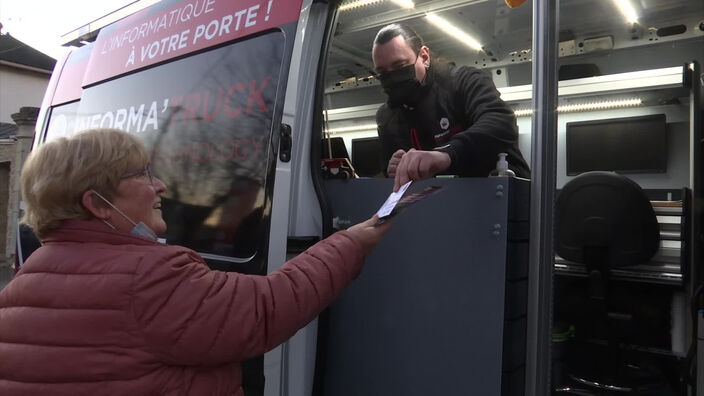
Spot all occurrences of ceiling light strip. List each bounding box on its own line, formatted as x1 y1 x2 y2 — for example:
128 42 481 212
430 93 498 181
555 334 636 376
338 0 383 11
327 99 643 129
326 124 379 134
514 98 643 117
425 13 483 51
612 0 639 24
390 0 415 9
559 98 642 112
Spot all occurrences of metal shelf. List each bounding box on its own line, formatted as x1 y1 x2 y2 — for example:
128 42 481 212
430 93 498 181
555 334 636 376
325 66 688 126
498 66 686 102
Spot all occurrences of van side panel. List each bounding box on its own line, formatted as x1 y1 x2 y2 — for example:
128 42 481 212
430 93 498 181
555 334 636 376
262 2 327 395
51 45 92 106
84 0 303 86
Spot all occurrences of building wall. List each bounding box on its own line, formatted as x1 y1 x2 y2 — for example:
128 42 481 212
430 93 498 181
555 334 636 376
0 108 37 267
0 140 17 264
0 161 10 256
0 65 49 123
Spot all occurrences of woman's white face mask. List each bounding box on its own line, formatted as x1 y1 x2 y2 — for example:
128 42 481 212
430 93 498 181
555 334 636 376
91 189 158 241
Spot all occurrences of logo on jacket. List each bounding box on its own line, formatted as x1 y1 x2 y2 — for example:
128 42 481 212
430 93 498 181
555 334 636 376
440 117 450 130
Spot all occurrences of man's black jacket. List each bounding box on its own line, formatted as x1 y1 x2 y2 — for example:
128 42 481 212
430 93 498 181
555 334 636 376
376 62 530 178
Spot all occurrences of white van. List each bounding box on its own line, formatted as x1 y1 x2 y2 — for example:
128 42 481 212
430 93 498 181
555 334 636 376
24 0 704 395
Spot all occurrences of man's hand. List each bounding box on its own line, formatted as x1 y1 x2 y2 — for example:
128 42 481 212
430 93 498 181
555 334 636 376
346 215 392 256
394 149 451 192
386 149 406 178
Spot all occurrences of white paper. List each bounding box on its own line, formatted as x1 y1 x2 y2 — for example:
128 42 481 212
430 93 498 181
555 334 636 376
376 181 412 218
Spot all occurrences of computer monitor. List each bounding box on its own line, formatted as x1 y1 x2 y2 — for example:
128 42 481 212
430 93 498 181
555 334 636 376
566 114 667 176
351 137 383 177
321 137 350 160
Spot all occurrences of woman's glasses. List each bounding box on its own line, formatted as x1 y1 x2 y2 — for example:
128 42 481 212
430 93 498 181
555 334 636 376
120 163 153 184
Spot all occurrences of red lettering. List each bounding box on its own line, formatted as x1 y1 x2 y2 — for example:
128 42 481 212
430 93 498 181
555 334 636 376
225 82 246 118
219 138 235 161
189 143 203 162
151 139 267 166
250 136 264 155
196 142 209 163
234 138 248 161
173 144 188 163
152 147 166 169
182 146 193 163
246 76 271 115
202 88 223 121
170 95 183 108
183 93 201 123
168 96 183 125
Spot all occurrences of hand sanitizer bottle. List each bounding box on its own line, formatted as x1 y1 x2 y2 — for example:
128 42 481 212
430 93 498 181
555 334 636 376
489 153 516 177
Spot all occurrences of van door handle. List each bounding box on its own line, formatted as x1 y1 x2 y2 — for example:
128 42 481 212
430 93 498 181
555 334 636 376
279 123 292 162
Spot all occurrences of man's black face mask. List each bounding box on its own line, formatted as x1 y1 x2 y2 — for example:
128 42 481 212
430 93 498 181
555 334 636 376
379 63 421 106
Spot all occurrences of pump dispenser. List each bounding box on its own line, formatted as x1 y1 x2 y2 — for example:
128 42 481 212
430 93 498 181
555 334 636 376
489 153 516 177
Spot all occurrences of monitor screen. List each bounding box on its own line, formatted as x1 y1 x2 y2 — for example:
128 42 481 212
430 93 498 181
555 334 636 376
322 137 350 159
351 137 383 177
566 114 667 175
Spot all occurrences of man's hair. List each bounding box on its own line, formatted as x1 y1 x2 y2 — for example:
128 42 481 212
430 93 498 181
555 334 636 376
21 128 149 238
373 23 424 54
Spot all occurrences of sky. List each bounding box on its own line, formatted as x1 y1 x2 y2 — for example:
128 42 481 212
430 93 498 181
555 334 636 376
0 0 137 60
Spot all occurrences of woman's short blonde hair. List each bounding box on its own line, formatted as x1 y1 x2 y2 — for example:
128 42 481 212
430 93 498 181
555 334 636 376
21 128 149 239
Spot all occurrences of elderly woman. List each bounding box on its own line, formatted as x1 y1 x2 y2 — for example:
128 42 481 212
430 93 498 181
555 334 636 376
0 128 390 395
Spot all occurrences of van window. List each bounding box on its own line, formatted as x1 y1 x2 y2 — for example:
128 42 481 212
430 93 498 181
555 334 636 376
44 101 81 142
68 31 287 273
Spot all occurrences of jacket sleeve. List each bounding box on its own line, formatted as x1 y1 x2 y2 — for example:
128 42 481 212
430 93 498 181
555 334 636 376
131 231 364 365
439 67 520 176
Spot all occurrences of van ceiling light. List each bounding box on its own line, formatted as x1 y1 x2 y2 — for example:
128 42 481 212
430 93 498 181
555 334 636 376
514 98 643 117
612 0 639 24
327 124 379 134
514 109 534 117
558 98 642 113
426 13 483 52
339 0 383 11
390 0 415 8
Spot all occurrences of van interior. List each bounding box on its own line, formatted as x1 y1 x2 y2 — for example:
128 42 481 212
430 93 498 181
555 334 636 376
318 0 702 394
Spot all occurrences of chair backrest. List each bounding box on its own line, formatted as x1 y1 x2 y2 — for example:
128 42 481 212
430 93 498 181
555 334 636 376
555 171 660 268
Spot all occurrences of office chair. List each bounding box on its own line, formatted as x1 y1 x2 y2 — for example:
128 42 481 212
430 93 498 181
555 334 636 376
555 171 661 393
321 137 355 179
